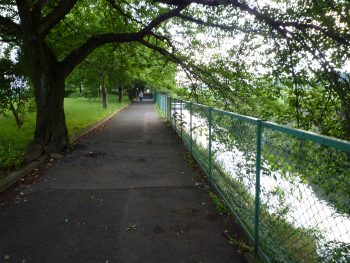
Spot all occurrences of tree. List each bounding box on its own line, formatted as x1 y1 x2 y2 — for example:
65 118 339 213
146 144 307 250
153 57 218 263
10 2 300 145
153 0 350 140
0 1 187 153
0 57 30 129
1 0 350 156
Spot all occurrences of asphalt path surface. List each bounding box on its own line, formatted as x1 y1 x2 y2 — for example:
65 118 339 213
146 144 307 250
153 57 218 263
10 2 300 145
0 94 249 263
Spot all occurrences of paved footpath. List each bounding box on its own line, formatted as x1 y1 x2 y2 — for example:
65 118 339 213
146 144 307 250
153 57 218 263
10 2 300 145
0 94 249 263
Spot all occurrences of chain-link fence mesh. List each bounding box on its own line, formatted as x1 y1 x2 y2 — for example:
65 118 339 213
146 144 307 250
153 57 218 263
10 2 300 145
153 93 350 263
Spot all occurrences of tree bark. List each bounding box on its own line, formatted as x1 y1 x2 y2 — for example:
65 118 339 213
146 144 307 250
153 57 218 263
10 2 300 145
16 1 70 153
118 85 123 103
102 78 108 108
24 46 69 152
9 103 23 129
33 69 69 152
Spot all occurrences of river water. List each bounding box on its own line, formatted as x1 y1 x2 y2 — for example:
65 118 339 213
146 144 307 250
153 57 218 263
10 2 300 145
172 105 350 248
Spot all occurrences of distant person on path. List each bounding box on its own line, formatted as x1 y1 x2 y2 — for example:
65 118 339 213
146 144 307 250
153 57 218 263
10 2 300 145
139 91 143 102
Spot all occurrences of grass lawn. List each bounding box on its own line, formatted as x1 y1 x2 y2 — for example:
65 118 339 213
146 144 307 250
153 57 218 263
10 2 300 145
0 95 131 175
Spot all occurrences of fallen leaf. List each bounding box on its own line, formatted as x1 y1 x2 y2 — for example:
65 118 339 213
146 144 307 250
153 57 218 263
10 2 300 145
126 225 137 230
4 255 10 260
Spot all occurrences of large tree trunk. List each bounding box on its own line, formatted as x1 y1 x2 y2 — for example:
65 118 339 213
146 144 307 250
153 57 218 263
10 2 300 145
17 1 70 155
33 69 69 152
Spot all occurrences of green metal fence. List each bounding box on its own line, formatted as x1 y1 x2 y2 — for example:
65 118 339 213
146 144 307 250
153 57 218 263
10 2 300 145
153 93 350 263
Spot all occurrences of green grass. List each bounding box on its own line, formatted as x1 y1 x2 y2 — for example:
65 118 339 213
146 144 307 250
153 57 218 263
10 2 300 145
64 95 130 137
0 95 130 175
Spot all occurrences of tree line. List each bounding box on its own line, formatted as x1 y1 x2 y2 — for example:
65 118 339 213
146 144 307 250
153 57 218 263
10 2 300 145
1 0 349 158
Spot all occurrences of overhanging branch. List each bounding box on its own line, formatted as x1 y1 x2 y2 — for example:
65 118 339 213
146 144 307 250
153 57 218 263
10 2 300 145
176 13 261 34
0 37 18 42
39 0 78 37
0 15 22 36
156 0 350 46
60 5 187 78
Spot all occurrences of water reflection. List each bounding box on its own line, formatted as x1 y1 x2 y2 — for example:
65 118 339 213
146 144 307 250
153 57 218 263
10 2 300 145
174 105 350 247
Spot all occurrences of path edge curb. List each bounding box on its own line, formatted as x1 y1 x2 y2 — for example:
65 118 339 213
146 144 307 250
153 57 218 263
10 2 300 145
0 102 132 194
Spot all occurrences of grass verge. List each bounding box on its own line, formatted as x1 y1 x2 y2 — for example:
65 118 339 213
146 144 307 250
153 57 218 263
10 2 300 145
0 95 130 176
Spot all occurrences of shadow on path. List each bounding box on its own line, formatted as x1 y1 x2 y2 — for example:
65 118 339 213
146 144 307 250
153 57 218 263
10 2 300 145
0 93 250 263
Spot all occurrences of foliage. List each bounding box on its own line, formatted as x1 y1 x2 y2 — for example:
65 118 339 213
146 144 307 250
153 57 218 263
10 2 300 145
66 41 178 102
318 241 350 263
0 57 31 128
157 94 350 262
0 112 36 173
1 0 349 150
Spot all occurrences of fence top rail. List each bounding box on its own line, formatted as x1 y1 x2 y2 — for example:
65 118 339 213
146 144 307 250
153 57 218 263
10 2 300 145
170 99 211 111
168 97 260 123
263 121 350 152
156 93 350 152
212 108 260 124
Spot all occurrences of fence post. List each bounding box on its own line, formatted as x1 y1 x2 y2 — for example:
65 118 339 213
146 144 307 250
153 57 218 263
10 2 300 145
190 102 193 157
164 95 166 116
167 96 169 121
180 100 183 140
208 107 212 183
254 119 262 257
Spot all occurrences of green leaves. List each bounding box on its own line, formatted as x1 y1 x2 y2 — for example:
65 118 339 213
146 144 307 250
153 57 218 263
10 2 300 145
126 224 137 231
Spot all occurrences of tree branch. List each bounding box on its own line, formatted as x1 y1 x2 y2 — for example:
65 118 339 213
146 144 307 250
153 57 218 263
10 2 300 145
0 15 22 36
156 0 350 46
155 0 219 6
38 0 78 37
37 0 52 10
0 37 18 42
60 5 187 78
138 5 187 35
176 13 261 34
138 38 231 99
106 0 146 27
